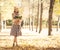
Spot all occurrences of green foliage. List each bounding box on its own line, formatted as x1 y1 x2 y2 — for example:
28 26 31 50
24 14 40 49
14 16 22 19
6 19 12 26
52 21 58 25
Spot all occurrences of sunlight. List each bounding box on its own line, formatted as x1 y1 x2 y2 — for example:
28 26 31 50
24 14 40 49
14 0 22 7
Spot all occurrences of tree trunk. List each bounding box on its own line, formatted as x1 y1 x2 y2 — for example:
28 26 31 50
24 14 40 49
0 13 1 31
36 0 39 32
28 0 31 30
48 0 55 35
0 5 2 32
57 17 60 31
39 0 43 33
32 0 34 31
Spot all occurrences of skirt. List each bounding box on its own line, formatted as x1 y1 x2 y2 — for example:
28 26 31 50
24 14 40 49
10 24 22 37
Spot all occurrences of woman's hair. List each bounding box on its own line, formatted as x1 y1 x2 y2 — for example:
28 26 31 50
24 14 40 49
14 7 19 13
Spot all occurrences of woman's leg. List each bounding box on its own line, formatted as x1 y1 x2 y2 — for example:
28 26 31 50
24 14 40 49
13 36 17 46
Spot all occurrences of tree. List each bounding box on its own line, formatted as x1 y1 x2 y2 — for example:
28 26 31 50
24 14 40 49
48 0 55 35
57 17 60 31
28 0 31 30
32 0 34 31
39 0 43 33
36 0 39 32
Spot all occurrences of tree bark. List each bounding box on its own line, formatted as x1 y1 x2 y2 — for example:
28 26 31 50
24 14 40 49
32 0 34 31
28 0 31 30
48 0 55 35
57 17 60 31
39 0 43 33
0 13 1 31
36 0 39 32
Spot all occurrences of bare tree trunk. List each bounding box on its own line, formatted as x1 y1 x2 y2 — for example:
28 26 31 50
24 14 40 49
28 0 31 30
39 0 43 33
36 0 39 32
0 12 1 32
0 7 1 31
48 0 55 35
57 17 60 31
32 0 34 31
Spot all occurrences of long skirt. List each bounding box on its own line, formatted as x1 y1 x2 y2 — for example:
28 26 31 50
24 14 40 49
10 24 22 37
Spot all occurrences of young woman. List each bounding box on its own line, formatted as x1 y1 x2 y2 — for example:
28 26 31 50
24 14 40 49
10 7 22 46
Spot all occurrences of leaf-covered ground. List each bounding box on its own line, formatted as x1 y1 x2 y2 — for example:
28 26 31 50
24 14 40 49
0 28 60 50
0 35 60 50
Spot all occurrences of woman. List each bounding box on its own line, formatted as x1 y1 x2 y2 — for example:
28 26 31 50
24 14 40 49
10 7 22 46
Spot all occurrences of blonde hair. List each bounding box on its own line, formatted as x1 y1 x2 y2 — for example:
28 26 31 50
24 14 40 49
14 7 19 13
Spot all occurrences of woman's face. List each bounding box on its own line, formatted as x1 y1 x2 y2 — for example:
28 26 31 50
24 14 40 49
14 7 19 13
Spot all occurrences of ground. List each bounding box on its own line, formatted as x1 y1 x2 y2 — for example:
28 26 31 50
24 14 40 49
0 28 60 50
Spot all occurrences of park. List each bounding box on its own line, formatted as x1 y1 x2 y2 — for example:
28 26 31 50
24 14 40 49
0 0 60 50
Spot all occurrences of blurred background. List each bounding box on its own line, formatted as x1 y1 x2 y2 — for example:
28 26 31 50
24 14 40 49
0 0 60 33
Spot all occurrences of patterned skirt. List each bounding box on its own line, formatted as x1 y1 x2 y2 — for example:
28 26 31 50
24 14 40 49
10 24 22 37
